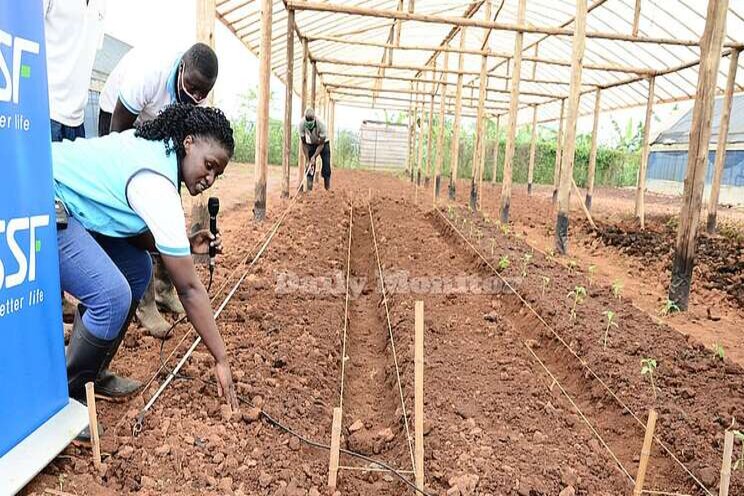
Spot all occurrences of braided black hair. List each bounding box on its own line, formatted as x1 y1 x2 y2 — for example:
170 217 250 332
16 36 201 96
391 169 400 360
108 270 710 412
135 103 235 160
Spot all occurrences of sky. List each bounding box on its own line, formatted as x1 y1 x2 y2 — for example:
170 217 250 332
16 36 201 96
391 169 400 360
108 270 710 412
104 0 694 146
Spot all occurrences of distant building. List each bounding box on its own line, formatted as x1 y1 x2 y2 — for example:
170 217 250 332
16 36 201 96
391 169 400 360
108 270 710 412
647 93 744 206
359 120 409 170
84 34 132 137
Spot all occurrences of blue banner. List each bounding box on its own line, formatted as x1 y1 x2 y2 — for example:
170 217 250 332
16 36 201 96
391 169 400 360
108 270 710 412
0 1 68 457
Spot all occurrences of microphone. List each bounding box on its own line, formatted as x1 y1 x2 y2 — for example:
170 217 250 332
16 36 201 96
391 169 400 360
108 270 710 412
208 197 220 271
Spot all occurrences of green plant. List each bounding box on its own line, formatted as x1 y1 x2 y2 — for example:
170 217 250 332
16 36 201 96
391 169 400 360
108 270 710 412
541 276 550 298
500 223 510 235
588 264 597 285
567 286 587 320
521 252 533 277
546 249 556 263
611 280 624 299
734 431 744 470
640 358 658 402
659 299 680 317
498 255 510 271
602 310 618 349
714 342 725 361
567 260 578 273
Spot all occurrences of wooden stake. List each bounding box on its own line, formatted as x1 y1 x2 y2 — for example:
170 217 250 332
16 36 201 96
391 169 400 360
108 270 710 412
414 301 425 490
470 1 490 211
707 48 739 233
632 0 642 37
84 382 102 470
634 76 655 229
669 0 730 311
416 83 425 186
571 178 597 230
426 88 435 184
298 39 309 191
328 407 342 488
552 98 566 203
585 88 601 210
448 28 466 200
434 51 448 202
311 61 317 110
281 10 295 200
555 0 587 255
499 0 526 224
253 0 272 220
719 430 735 496
632 409 658 496
491 115 501 184
527 105 538 194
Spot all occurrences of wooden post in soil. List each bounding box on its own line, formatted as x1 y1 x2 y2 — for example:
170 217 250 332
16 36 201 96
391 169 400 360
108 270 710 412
328 406 342 488
477 114 487 207
491 115 500 184
632 409 658 496
585 88 601 210
434 51 448 202
426 84 435 186
707 48 740 233
719 430 735 496
298 39 309 190
499 0 526 224
417 83 426 186
448 28 466 200
414 301 425 490
281 10 295 199
470 1 490 211
311 62 317 110
552 98 565 203
407 97 415 181
554 0 587 255
192 0 216 232
84 382 102 470
634 77 655 229
253 0 272 221
669 0 729 311
527 105 538 195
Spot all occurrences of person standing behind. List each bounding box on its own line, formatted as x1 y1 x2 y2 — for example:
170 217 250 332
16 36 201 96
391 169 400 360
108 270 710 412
298 107 332 191
98 42 218 341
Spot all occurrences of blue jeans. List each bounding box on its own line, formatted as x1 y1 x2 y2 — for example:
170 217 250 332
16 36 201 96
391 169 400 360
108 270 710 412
57 216 152 340
50 120 85 142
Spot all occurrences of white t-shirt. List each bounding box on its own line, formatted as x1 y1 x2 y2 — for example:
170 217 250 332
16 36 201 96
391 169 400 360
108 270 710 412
126 171 190 257
44 0 107 127
99 47 182 124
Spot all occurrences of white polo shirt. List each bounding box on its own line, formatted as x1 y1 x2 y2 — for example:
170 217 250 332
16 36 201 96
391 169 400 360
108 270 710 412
99 47 183 124
44 0 107 127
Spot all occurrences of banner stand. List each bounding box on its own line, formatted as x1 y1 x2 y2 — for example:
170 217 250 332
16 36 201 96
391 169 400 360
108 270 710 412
0 400 88 496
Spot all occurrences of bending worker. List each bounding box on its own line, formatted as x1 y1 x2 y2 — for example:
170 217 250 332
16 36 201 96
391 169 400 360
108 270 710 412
54 104 239 438
299 107 332 191
98 42 219 345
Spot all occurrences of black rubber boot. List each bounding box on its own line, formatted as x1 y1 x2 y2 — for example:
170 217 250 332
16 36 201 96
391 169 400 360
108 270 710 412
324 176 331 191
95 304 143 399
66 306 110 442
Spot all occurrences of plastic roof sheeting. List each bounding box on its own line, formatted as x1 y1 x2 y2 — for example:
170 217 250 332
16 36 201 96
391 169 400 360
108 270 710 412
216 0 744 124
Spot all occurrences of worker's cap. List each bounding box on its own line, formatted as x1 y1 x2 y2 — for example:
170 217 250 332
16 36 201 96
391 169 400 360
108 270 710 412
305 107 315 120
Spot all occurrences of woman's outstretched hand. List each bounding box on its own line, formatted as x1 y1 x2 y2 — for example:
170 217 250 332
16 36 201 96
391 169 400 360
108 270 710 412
215 359 239 412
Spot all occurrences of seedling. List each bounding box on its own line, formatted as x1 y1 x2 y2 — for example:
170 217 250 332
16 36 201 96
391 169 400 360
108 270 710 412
659 299 680 317
734 430 744 471
546 249 556 263
500 223 510 235
498 255 510 271
447 205 454 219
541 276 550 298
602 310 618 349
611 280 624 299
521 252 533 277
588 264 597 285
714 342 725 362
567 260 578 274
567 285 587 320
640 358 658 402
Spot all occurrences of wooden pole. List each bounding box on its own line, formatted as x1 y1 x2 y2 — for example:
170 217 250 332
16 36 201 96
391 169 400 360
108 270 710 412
707 48 740 233
572 178 597 230
299 39 309 190
499 0 526 224
554 0 587 255
426 67 436 185
253 0 272 221
281 10 295 199
669 0 730 310
585 88 601 210
477 115 487 207
449 28 466 200
328 407 342 488
632 0 642 37
719 430 735 496
84 382 102 470
414 301 425 490
417 83 425 186
552 98 565 203
434 51 448 202
407 97 415 181
632 409 658 496
470 1 491 211
311 62 317 110
634 76 655 229
491 115 501 184
527 106 538 195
